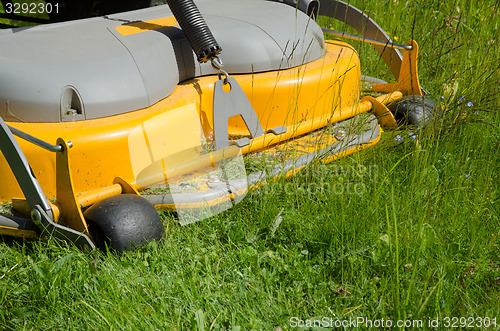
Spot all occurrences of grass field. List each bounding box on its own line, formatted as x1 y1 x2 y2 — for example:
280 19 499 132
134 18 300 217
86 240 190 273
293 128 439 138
1 0 499 330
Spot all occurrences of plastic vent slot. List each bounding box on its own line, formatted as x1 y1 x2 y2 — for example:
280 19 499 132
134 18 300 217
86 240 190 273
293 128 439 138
60 86 85 122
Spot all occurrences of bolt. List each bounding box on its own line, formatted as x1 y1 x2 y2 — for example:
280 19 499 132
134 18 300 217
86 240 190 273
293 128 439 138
31 209 42 225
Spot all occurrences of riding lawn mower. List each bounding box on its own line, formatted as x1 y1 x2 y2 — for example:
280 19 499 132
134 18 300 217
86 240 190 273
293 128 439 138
0 0 436 251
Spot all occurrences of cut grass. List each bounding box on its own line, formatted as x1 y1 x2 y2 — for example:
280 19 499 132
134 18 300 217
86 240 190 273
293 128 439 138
1 0 499 330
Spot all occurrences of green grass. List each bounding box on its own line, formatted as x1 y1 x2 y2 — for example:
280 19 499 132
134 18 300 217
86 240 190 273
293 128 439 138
1 0 499 330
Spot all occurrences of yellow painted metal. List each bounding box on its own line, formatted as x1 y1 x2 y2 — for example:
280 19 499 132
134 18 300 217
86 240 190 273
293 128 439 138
12 198 60 221
153 132 382 211
11 198 32 216
128 103 204 186
0 84 201 201
0 225 37 239
362 96 398 129
0 40 366 203
272 125 381 180
62 178 138 209
115 16 178 36
0 38 407 233
196 40 362 136
114 177 140 195
55 139 90 235
75 185 123 209
11 198 60 221
372 40 423 96
134 145 241 189
240 91 402 154
52 139 141 236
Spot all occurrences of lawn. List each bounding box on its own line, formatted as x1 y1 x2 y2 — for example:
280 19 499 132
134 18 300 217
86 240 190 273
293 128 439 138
1 0 499 330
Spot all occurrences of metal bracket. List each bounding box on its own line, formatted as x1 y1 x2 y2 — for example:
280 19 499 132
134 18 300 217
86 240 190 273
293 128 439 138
0 117 94 248
213 77 266 150
32 205 95 249
211 57 287 149
231 137 251 148
55 138 92 235
362 95 398 129
266 126 287 135
371 40 423 96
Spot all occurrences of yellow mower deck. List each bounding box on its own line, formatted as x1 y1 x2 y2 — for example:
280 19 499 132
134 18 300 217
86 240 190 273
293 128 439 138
0 6 423 247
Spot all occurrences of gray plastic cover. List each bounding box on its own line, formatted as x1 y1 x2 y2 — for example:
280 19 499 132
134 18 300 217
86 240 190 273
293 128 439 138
0 0 325 123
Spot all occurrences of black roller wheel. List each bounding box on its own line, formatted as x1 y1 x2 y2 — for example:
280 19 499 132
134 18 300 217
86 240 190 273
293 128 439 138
387 95 439 128
84 194 164 252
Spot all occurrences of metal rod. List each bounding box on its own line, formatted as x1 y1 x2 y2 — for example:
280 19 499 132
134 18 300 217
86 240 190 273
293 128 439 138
7 125 72 152
321 27 413 51
0 117 53 214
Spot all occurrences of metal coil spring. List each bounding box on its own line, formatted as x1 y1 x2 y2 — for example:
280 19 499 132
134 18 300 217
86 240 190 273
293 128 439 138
166 0 222 63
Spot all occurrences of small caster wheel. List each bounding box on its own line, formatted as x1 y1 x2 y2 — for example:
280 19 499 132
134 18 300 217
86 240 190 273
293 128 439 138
84 194 163 252
387 95 439 127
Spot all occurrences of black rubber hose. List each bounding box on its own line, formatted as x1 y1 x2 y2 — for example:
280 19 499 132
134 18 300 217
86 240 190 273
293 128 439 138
166 0 222 63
